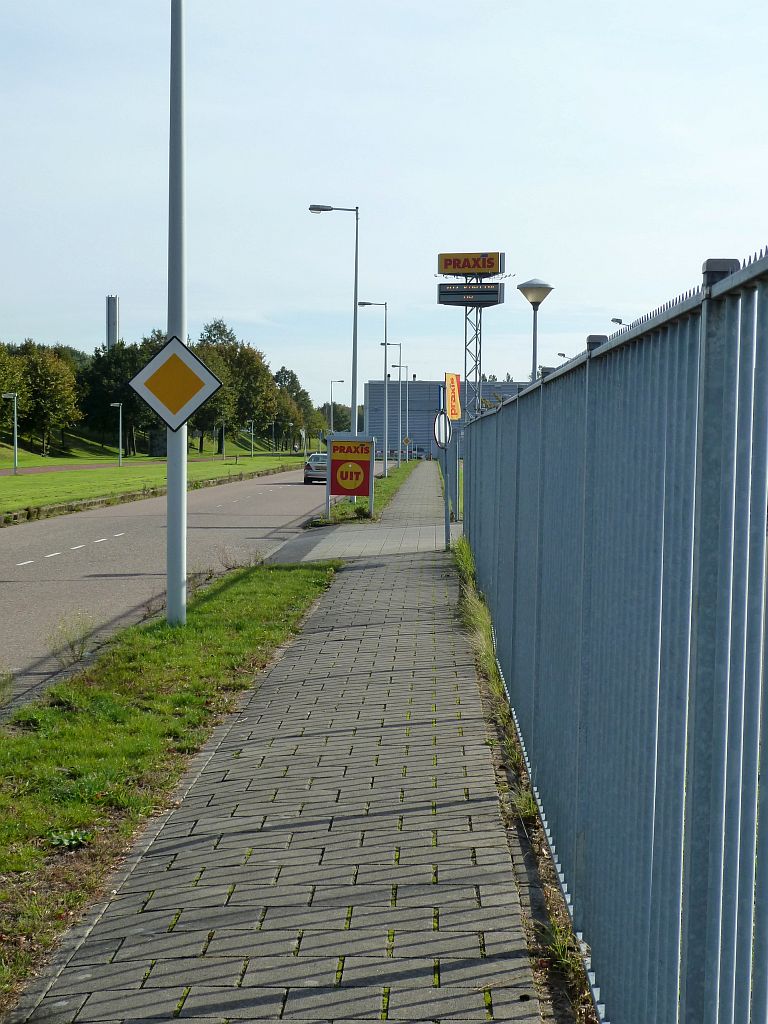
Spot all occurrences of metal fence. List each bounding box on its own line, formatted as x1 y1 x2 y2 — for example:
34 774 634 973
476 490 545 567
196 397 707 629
464 253 768 1023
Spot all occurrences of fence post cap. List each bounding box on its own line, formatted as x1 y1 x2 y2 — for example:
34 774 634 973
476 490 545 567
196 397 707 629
586 335 608 351
701 258 740 286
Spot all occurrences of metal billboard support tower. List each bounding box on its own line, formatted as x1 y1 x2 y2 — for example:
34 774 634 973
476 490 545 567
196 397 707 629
463 286 483 420
436 252 505 423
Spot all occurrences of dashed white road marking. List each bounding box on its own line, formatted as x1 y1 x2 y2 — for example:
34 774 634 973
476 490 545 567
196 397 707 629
113 532 125 538
94 538 107 543
71 545 85 550
45 552 61 558
16 560 34 566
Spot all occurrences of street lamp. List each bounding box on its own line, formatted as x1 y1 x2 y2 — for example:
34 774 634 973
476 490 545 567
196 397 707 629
310 204 360 437
329 379 344 435
109 402 123 467
389 344 402 468
392 363 412 461
517 279 554 381
359 300 388 476
246 419 254 458
2 392 18 475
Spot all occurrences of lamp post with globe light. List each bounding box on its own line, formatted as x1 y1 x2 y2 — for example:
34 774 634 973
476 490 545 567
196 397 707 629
517 279 554 381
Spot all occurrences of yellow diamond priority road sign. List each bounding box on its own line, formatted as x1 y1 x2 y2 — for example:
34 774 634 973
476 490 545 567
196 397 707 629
129 336 222 431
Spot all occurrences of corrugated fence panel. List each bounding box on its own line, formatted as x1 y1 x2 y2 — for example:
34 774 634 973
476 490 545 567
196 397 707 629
463 253 768 1023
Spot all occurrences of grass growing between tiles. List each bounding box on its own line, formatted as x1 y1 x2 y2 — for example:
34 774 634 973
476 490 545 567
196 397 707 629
0 560 337 1010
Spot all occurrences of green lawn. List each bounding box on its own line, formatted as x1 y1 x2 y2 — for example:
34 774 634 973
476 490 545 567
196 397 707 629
0 560 337 1009
0 427 321 471
0 454 308 518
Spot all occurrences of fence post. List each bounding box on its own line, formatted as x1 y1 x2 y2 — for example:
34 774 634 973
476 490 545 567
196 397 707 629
679 258 740 1022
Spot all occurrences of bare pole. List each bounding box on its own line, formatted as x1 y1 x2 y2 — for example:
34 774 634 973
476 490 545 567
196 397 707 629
166 0 187 625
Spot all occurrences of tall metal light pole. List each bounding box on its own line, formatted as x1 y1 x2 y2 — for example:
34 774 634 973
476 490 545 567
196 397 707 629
246 419 254 458
392 363 410 460
309 204 360 436
359 300 388 476
167 0 187 625
2 392 18 475
389 344 402 468
329 379 343 435
517 279 554 382
110 402 123 467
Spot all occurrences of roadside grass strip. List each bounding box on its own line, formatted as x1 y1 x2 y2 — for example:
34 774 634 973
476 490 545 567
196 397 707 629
0 560 337 1009
0 455 305 519
453 535 598 1022
312 459 419 525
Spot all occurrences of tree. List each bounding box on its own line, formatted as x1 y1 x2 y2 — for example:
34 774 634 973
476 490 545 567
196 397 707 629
189 342 236 453
80 342 162 455
0 346 29 440
19 348 82 454
273 389 302 450
274 366 313 428
319 401 350 433
196 321 277 436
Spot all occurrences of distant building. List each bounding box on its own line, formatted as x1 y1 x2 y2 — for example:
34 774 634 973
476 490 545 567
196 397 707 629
363 378 524 458
106 295 119 351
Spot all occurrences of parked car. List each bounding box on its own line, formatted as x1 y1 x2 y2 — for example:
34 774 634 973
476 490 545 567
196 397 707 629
303 452 328 484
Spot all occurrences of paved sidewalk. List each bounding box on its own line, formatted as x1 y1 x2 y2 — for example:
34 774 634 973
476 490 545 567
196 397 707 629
9 466 541 1023
274 461 458 563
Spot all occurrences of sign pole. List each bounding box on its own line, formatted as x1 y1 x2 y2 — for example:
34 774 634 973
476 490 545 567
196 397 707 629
438 386 451 551
369 438 375 517
167 0 187 626
325 438 331 519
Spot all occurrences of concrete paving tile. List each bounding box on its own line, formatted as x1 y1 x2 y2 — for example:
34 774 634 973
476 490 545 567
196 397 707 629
281 985 381 1019
16 994 89 1024
240 956 337 988
178 986 284 1018
43 963 148 996
76 987 185 1021
204 930 298 959
386 986 488 1020
141 957 244 989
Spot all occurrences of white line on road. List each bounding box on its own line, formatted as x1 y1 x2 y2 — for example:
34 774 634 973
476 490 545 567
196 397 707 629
45 552 61 558
94 538 107 543
16 560 34 566
113 533 125 538
71 545 85 550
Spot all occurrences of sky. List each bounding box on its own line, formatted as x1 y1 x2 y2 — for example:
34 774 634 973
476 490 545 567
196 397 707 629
2 1 767 408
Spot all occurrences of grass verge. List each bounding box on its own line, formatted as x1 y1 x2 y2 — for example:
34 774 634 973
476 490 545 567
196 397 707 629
310 459 419 525
0 455 304 519
0 560 337 1011
453 536 597 1023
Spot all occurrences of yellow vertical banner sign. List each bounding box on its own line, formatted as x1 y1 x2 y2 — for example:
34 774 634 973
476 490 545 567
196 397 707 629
445 372 462 420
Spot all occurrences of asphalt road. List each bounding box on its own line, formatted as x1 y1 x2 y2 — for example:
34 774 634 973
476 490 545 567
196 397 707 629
0 468 328 705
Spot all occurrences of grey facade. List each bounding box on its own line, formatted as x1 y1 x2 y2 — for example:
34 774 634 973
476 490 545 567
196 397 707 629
363 378 523 457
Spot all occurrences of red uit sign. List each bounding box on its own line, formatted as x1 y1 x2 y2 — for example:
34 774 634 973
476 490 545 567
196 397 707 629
330 439 372 497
